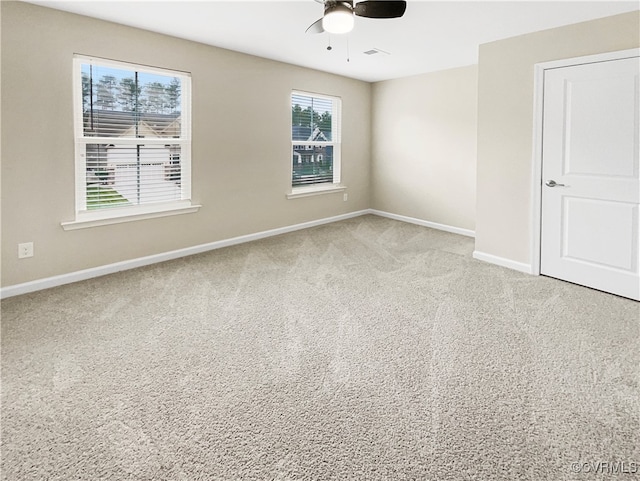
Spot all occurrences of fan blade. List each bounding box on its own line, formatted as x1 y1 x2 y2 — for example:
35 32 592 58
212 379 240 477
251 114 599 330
354 0 406 18
305 17 325 34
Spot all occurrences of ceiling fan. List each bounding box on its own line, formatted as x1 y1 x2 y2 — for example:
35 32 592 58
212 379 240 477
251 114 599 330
306 0 407 35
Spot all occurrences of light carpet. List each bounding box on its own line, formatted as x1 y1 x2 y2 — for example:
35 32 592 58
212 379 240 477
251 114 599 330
1 215 638 480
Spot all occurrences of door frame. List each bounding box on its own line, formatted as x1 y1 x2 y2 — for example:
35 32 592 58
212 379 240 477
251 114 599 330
529 48 640 276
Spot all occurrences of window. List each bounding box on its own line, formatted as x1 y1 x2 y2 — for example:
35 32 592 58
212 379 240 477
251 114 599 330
290 91 342 193
64 55 197 229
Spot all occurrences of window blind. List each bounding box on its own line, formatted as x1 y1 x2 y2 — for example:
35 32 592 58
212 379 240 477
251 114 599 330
75 56 191 213
291 92 341 187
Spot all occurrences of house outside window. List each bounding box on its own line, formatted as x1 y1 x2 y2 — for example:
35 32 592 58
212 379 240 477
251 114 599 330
291 91 341 189
65 55 197 229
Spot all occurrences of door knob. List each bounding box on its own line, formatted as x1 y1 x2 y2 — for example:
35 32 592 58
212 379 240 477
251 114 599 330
545 180 566 187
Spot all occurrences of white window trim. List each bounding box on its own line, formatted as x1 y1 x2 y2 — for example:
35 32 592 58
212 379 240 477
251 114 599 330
61 201 201 230
286 184 346 200
64 55 198 229
288 90 343 199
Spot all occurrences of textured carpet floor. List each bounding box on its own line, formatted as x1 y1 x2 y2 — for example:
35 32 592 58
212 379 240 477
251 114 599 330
1 215 638 480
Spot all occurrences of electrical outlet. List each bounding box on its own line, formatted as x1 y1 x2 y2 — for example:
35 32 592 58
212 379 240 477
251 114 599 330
343 193 348 202
18 242 34 259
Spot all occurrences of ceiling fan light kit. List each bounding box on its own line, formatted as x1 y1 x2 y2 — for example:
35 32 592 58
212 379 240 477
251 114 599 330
322 2 355 34
307 0 407 35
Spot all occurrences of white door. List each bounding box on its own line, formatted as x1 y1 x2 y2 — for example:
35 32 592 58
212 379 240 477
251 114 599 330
540 56 640 301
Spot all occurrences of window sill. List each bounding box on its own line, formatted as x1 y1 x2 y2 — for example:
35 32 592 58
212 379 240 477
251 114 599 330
61 201 201 231
286 184 346 200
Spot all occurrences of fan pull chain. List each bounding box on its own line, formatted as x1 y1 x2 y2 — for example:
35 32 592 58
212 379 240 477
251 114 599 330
347 37 350 63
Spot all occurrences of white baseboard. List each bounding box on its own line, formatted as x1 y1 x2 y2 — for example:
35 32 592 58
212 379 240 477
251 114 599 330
0 210 369 299
472 250 534 274
369 209 475 238
2 209 482 299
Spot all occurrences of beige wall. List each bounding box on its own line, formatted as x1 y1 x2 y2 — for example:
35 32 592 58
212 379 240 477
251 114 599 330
371 66 478 231
0 2 371 287
475 11 640 266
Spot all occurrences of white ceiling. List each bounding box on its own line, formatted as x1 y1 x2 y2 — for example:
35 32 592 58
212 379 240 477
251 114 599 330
23 0 640 82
